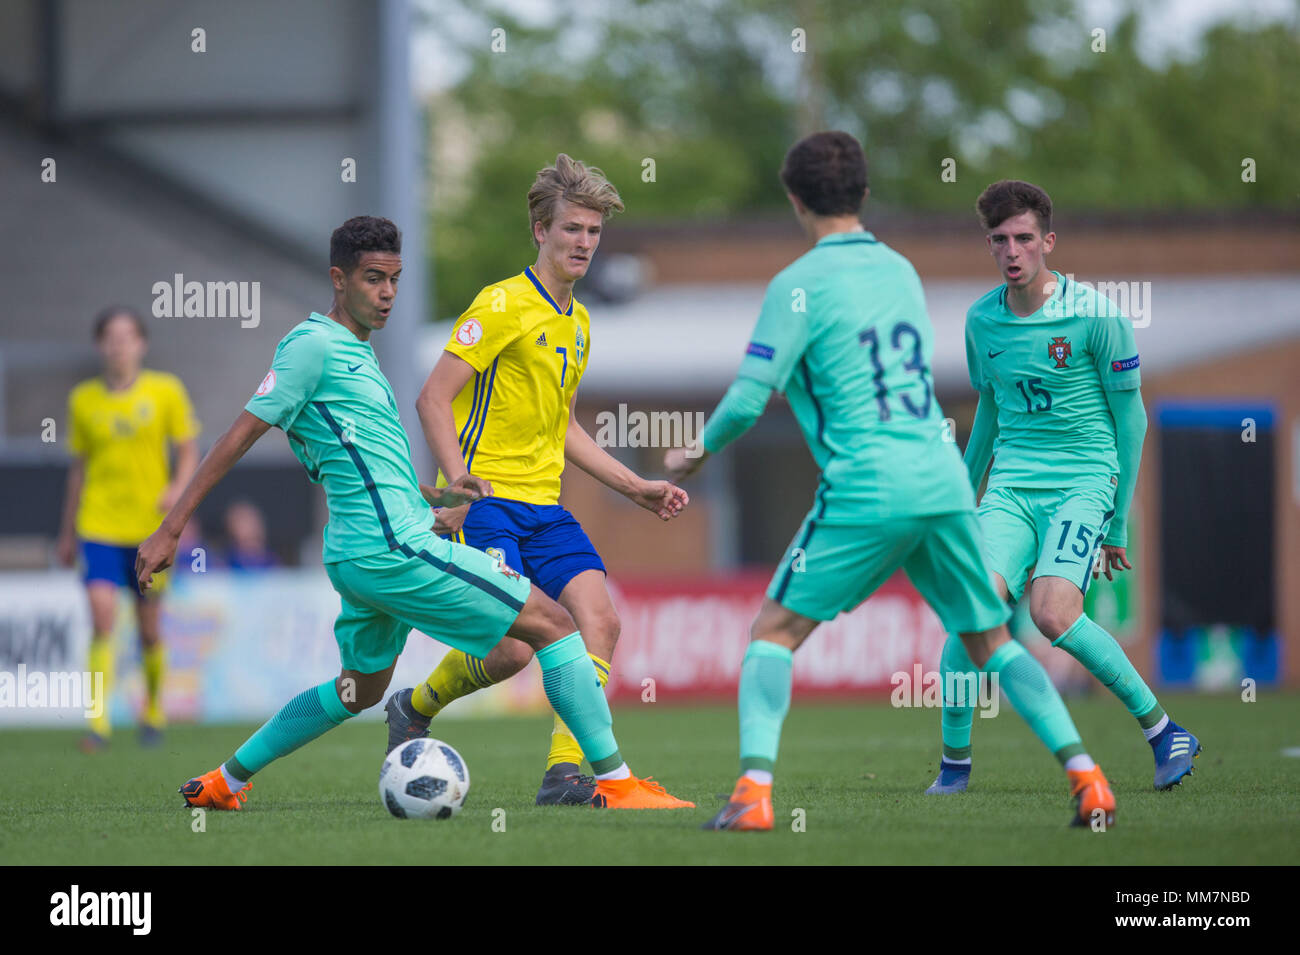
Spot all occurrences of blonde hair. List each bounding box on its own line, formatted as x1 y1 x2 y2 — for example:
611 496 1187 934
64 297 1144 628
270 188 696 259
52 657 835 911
527 154 624 246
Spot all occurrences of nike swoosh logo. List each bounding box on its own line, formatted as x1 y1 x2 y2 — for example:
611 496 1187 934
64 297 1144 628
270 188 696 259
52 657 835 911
987 349 1006 358
347 363 363 372
1054 556 1079 564
715 801 758 829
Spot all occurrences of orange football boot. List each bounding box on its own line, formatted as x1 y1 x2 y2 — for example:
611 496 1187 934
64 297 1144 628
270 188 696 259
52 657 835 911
1068 764 1116 829
591 775 695 809
702 776 774 831
179 767 251 811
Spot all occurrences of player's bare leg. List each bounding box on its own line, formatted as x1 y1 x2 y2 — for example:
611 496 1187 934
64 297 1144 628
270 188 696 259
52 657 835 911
81 582 118 751
956 620 1115 827
386 636 531 753
337 661 399 714
181 658 400 811
406 567 617 692
392 583 575 735
1030 573 1199 789
532 570 620 803
706 599 819 831
503 586 691 808
135 594 166 745
389 570 624 804
389 584 689 808
928 572 1004 793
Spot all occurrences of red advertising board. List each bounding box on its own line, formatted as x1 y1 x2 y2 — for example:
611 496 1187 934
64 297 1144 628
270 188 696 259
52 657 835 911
603 571 949 703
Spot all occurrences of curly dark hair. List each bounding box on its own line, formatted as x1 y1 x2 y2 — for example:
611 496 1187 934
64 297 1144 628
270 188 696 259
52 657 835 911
330 216 402 273
93 305 147 341
779 131 869 217
976 180 1052 235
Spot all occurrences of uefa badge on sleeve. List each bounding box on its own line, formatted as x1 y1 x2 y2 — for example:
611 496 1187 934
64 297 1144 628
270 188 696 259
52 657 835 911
455 318 484 347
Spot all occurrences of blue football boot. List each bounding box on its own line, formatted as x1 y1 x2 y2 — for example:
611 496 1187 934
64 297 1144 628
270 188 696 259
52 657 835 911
1151 721 1201 790
925 758 971 794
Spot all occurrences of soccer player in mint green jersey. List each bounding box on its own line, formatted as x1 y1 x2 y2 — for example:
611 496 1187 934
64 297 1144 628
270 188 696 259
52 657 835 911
926 180 1200 797
135 216 692 811
666 133 1116 831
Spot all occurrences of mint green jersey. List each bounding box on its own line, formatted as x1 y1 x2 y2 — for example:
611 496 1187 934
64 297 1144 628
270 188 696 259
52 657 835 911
245 314 431 562
965 272 1142 492
735 231 970 521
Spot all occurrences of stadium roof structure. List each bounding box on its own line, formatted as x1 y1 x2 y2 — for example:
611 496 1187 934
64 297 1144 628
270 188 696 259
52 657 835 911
423 273 1300 399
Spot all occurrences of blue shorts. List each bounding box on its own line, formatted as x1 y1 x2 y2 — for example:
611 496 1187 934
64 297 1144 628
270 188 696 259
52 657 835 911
447 499 605 602
80 539 154 594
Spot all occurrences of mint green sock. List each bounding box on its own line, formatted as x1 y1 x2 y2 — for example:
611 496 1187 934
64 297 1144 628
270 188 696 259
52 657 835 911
738 639 793 774
1053 613 1161 723
983 641 1085 765
227 679 354 780
938 633 977 761
535 632 622 774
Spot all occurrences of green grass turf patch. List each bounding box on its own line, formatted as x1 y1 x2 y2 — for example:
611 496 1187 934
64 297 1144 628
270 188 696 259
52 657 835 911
2 692 1296 865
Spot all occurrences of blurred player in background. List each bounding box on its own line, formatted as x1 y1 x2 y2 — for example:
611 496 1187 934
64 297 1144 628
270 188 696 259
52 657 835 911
137 216 691 811
668 132 1116 831
384 155 689 807
56 306 200 750
221 499 278 570
925 181 1200 796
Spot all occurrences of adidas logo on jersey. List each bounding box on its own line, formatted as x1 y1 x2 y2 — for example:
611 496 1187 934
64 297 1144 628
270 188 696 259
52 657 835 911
535 332 547 346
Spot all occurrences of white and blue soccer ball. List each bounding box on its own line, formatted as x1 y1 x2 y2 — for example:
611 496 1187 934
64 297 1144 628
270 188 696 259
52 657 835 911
379 738 470 819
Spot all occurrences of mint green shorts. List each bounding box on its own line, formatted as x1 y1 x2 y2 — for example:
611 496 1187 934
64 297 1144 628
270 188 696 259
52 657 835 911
324 530 532 674
768 510 1011 633
976 484 1116 602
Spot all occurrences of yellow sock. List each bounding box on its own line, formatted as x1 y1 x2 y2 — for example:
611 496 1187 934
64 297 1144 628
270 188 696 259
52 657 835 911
87 636 113 737
412 649 495 717
546 653 610 769
142 643 166 728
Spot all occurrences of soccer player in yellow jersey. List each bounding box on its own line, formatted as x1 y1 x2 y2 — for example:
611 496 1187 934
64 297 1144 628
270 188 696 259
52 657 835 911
56 307 200 750
385 155 690 805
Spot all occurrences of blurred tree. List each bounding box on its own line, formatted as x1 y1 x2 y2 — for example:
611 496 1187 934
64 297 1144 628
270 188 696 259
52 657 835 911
425 0 1297 317
426 0 794 316
1017 16 1299 213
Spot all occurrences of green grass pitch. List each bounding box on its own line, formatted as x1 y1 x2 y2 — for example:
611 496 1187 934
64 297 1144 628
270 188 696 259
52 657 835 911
3 692 1297 865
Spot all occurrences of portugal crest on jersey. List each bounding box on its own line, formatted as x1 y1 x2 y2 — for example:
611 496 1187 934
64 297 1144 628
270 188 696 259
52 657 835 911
1047 336 1072 369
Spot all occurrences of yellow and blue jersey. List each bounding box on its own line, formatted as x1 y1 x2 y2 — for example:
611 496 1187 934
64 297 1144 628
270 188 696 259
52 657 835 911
68 369 200 545
442 267 590 504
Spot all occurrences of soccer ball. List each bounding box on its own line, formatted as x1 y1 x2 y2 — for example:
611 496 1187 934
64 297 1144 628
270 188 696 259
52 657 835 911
379 738 470 819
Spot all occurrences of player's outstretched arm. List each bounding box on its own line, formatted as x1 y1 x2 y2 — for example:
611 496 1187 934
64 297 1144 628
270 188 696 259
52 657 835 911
56 456 85 567
415 351 483 488
136 411 271 588
1095 386 1148 580
418 477 485 509
964 388 998 492
665 375 771 483
159 437 199 512
416 351 494 536
565 392 687 521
